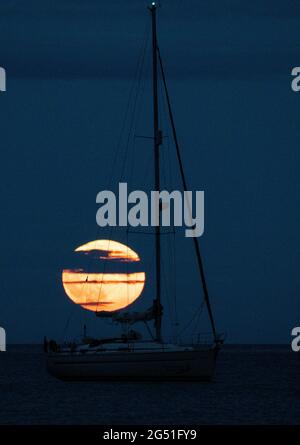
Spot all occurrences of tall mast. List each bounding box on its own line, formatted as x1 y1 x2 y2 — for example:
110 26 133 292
157 49 218 343
150 2 162 342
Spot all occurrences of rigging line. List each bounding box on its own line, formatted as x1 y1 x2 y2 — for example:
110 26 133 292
159 69 174 191
95 237 114 313
164 129 179 334
90 28 149 316
192 302 205 337
142 144 157 192
96 59 147 312
61 275 87 343
163 224 177 329
144 321 155 341
127 48 149 189
155 114 176 336
128 43 149 188
172 230 178 335
61 256 93 341
93 34 149 312
178 302 204 338
67 27 150 325
61 313 73 343
140 239 157 313
126 229 129 336
119 27 150 183
104 19 150 191
157 46 218 342
158 120 177 334
160 252 176 341
60 20 150 342
93 28 150 314
158 72 178 337
127 124 136 190
140 52 159 187
133 39 151 141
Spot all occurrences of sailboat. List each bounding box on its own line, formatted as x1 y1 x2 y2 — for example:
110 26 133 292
46 3 224 381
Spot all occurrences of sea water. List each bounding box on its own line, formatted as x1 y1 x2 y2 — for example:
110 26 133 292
0 345 299 425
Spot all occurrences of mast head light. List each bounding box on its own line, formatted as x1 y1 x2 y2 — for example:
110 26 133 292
148 2 159 11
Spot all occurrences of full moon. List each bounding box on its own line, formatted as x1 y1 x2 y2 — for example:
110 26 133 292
62 240 146 312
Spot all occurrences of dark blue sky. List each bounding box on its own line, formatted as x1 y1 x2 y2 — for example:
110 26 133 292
0 0 300 343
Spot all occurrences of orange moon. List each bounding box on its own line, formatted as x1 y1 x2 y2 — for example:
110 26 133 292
62 240 145 312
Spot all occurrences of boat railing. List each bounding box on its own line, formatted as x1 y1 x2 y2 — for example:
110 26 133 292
191 332 226 346
191 332 216 345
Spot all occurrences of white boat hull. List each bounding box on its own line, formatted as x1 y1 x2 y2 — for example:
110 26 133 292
47 345 219 381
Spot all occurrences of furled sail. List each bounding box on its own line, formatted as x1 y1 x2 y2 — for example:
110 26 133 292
96 305 155 325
